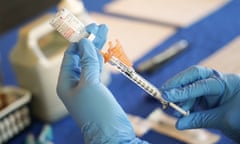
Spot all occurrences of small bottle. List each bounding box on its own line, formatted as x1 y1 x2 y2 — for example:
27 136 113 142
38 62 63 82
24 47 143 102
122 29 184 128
50 8 91 42
50 8 111 85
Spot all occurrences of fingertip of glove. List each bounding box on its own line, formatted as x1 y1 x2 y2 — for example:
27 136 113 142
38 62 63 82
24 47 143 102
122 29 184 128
176 118 188 130
162 91 170 101
99 24 108 32
86 23 98 34
162 88 185 102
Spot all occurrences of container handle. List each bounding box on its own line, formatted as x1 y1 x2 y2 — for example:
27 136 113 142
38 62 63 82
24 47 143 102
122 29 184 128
28 20 54 64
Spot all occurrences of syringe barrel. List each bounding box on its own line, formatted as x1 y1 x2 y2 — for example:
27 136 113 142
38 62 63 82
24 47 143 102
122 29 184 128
127 71 168 105
110 57 189 116
110 57 168 106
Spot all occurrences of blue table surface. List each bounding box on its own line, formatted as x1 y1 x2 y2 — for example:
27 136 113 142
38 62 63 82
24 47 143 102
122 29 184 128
1 0 240 143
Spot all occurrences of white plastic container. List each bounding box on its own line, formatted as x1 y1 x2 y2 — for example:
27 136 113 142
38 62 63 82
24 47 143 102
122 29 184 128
10 14 69 122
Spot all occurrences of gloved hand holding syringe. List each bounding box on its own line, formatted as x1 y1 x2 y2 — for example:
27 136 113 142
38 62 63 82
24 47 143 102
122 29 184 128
50 8 189 116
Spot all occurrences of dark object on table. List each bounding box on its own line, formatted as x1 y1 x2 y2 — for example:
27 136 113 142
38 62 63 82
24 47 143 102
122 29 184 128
136 40 189 74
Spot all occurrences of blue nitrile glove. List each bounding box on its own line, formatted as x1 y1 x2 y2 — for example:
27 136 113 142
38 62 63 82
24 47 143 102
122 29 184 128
161 65 240 143
56 23 148 144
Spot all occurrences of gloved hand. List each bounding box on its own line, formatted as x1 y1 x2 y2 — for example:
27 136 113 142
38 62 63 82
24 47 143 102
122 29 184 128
161 65 240 143
57 23 148 144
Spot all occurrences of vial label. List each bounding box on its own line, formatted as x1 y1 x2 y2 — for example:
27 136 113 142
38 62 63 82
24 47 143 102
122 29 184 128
50 8 89 42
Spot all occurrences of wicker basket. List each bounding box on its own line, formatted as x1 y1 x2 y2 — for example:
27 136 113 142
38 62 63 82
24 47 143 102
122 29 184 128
0 86 31 143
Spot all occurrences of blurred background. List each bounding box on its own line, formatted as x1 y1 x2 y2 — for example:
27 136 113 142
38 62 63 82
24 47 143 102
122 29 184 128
0 0 240 143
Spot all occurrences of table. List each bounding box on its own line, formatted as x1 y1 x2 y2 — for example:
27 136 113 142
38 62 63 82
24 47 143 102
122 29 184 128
1 0 240 143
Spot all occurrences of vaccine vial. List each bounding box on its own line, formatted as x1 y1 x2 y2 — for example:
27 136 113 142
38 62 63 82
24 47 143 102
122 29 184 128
50 8 94 42
50 8 111 86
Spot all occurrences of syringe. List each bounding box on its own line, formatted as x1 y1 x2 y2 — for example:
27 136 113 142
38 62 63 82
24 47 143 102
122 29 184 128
50 8 189 116
102 40 189 116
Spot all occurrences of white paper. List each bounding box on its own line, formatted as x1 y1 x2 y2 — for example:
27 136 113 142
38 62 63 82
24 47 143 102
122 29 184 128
200 36 240 73
104 0 229 27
